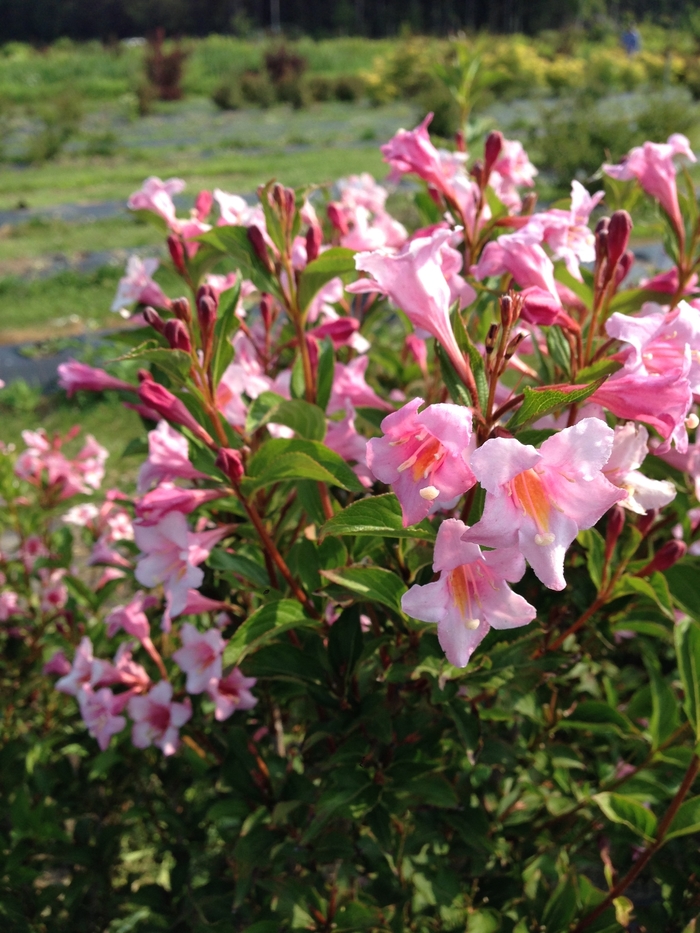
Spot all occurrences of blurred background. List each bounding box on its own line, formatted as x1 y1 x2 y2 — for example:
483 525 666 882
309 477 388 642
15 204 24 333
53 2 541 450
0 0 698 462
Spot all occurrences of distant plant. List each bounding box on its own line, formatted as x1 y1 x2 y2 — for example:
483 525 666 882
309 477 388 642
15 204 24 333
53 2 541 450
239 69 276 108
211 77 243 111
27 91 82 163
144 28 189 102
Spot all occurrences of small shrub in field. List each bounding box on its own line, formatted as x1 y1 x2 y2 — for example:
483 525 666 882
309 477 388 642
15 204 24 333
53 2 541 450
264 43 307 87
334 74 365 102
27 91 82 163
144 29 188 102
307 74 334 101
211 78 243 111
239 69 275 108
276 75 311 109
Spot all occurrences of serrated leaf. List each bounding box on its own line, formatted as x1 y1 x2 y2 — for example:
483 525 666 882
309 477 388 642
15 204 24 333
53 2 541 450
112 341 191 383
320 567 406 613
212 281 241 387
243 451 341 490
246 438 363 492
675 618 700 738
507 380 605 431
665 795 700 841
246 392 326 440
320 493 436 540
593 792 657 841
223 599 313 666
545 325 571 376
297 247 356 312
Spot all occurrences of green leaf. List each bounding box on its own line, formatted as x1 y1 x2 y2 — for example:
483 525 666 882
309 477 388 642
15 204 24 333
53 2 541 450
607 288 675 317
328 606 364 680
578 528 605 591
612 574 675 619
198 226 281 297
222 599 313 666
243 450 341 489
562 701 631 735
593 792 658 841
576 358 623 384
509 380 604 432
245 438 363 492
208 549 271 589
646 660 680 750
666 558 700 618
554 261 593 306
542 874 578 933
414 190 442 225
675 618 700 738
212 281 242 387
316 336 335 412
297 247 356 312
290 351 306 400
246 392 326 441
452 303 489 410
113 340 191 383
545 325 571 377
435 343 474 408
320 493 436 540
129 208 168 234
665 795 700 841
320 567 406 613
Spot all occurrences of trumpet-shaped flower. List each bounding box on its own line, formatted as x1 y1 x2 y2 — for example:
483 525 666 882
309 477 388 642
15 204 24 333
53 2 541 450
207 668 258 721
128 176 185 227
58 360 135 397
172 622 225 694
138 421 208 494
402 518 536 667
367 398 476 526
603 423 676 514
381 113 459 197
128 680 191 756
463 419 625 590
470 222 559 299
78 686 128 751
111 256 171 313
489 138 538 212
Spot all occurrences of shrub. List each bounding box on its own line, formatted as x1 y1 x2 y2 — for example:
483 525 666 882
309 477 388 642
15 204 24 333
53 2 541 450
211 78 243 111
334 74 365 102
307 74 335 101
144 29 189 102
239 69 275 108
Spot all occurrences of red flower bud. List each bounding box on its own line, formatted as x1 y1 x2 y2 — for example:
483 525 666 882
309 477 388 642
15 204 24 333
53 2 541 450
484 130 504 174
309 317 360 349
171 297 191 324
327 203 349 236
248 225 274 272
215 447 244 485
305 223 323 263
455 129 466 153
197 294 217 335
138 381 214 447
636 539 687 577
260 292 273 331
163 318 192 353
615 250 635 287
167 235 186 276
194 189 213 221
607 210 633 272
143 306 165 334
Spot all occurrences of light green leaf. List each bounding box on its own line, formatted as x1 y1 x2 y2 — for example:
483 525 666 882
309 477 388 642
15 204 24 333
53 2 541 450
578 528 605 591
223 599 313 666
665 795 700 841
508 380 604 432
542 874 578 932
243 451 341 490
320 567 406 613
675 618 700 738
246 438 363 492
297 247 356 311
562 700 631 735
320 493 436 540
607 288 675 317
113 340 191 383
593 792 658 841
212 281 242 387
246 392 326 440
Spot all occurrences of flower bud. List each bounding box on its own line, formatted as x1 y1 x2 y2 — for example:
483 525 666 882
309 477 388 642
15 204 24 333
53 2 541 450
305 223 323 263
163 319 192 353
171 297 191 324
636 509 656 537
143 306 165 334
519 287 560 327
248 225 274 272
260 292 273 331
167 234 186 276
607 210 633 272
196 283 217 307
504 331 526 361
455 129 466 153
194 189 213 221
197 294 217 337
637 540 687 577
499 293 514 328
327 203 349 236
215 447 244 485
521 192 537 215
614 250 634 287
484 130 503 174
485 323 499 355
138 381 214 446
137 369 153 383
469 159 484 187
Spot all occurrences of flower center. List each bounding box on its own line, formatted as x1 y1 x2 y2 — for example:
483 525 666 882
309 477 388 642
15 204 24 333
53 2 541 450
447 564 482 629
397 434 446 482
511 468 551 536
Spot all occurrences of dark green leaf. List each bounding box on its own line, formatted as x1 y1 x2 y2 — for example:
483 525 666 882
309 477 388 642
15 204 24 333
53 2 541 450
243 450 341 489
297 247 356 312
545 325 571 376
223 599 313 666
675 618 700 737
246 438 363 492
112 341 191 384
320 567 406 613
542 874 578 933
321 493 436 540
212 281 241 387
509 380 605 431
665 795 700 841
646 659 680 750
316 337 335 412
208 549 271 589
593 792 657 841
578 528 605 591
562 701 631 735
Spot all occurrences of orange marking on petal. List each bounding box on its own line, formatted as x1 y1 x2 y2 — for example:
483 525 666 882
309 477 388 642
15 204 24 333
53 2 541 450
511 468 551 533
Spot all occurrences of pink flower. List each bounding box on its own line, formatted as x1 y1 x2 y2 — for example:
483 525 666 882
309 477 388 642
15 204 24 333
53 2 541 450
134 513 228 620
38 568 68 612
111 256 171 313
213 189 266 228
325 402 373 487
489 138 538 212
105 592 159 640
216 331 274 427
78 686 128 751
402 518 536 667
0 590 20 621
172 622 225 694
138 421 208 494
328 356 392 415
91 642 151 692
207 668 257 721
161 588 229 631
464 419 625 590
56 637 94 696
128 176 185 227
471 222 559 300
43 649 71 677
367 398 476 526
535 181 604 280
138 381 214 447
350 228 474 386
603 423 676 514
19 535 48 570
337 173 389 214
381 113 457 197
135 483 223 525
128 681 192 756
58 360 135 397
15 429 108 499
603 135 696 239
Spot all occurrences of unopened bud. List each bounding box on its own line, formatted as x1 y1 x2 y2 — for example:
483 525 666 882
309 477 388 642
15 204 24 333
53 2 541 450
164 318 192 353
607 210 633 271
637 509 657 537
305 223 323 263
196 283 217 307
194 189 213 221
484 130 503 174
215 447 244 485
327 203 349 236
615 250 634 287
605 505 625 563
260 293 273 330
197 294 217 335
469 159 484 187
485 323 499 354
248 225 274 272
500 293 514 328
137 369 153 384
455 129 466 153
636 539 687 577
171 297 191 324
521 192 537 215
504 331 526 360
143 306 165 334
167 235 186 276
138 380 214 446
